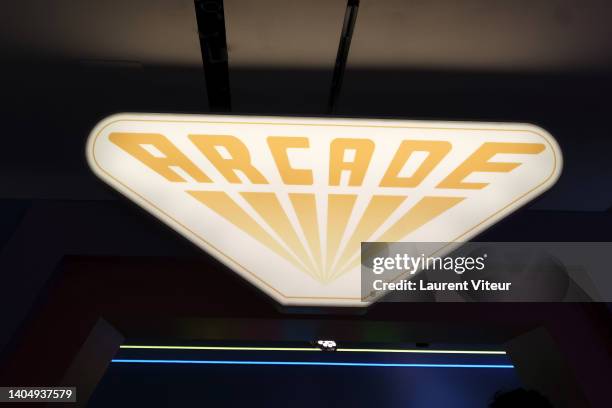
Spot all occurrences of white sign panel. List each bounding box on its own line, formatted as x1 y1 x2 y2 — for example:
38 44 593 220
86 114 562 306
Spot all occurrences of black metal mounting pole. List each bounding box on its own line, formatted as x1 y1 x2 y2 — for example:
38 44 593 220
328 0 360 114
194 0 232 112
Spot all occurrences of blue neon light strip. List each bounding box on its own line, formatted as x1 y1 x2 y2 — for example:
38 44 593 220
111 359 513 369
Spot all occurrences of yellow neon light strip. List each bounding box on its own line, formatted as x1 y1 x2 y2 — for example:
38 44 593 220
119 345 506 355
336 348 505 355
120 346 320 352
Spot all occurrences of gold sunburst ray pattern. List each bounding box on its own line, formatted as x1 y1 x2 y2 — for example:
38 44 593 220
187 190 464 283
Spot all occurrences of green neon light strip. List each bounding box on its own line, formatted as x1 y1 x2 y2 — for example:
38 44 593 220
120 346 319 352
119 345 506 355
338 348 505 355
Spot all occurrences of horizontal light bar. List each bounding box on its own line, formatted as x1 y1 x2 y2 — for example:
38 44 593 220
120 346 320 352
111 359 513 369
338 348 505 355
119 345 505 355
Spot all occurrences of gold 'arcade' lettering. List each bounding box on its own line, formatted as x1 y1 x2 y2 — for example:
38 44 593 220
109 132 545 189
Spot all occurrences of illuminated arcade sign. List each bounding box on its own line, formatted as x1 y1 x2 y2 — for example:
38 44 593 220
87 114 561 306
